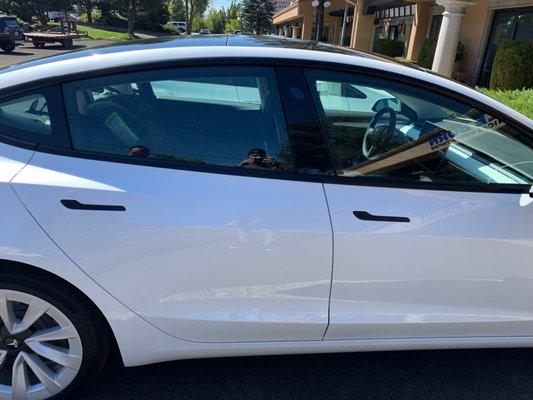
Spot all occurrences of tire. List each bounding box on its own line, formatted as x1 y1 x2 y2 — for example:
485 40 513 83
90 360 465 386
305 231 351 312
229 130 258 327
1 42 15 53
0 263 110 400
61 38 73 49
33 42 45 48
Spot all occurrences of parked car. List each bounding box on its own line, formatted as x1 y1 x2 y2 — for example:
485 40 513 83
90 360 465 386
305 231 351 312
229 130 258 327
0 16 23 53
0 35 531 400
167 20 187 33
199 28 210 35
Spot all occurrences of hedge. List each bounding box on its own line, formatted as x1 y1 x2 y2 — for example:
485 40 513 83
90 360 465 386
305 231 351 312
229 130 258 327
477 88 533 119
490 40 533 90
373 39 404 58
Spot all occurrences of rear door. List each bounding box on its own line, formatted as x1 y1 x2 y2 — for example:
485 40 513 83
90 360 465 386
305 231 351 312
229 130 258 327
304 68 533 340
11 65 334 343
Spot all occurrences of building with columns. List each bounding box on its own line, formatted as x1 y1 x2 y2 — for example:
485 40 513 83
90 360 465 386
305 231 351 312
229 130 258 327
273 0 532 85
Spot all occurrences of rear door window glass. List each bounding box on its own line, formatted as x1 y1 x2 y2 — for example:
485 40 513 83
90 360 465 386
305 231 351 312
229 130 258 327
62 66 294 172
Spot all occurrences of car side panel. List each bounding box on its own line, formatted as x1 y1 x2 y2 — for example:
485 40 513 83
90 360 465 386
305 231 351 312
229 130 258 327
12 151 333 343
0 142 197 367
323 183 533 340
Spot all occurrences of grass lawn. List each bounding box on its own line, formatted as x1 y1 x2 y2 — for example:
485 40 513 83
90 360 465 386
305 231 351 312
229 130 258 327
77 25 136 41
477 88 533 119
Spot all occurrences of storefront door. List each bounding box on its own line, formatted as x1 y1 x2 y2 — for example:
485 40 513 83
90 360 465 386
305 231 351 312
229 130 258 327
479 8 533 87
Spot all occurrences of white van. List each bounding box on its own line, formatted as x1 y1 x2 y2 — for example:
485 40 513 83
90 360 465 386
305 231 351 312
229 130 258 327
167 20 187 32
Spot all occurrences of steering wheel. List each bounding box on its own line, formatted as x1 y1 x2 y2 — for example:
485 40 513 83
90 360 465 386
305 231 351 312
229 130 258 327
362 107 397 160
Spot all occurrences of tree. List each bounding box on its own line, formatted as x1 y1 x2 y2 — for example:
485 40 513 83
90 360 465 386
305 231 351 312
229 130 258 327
137 0 169 31
225 17 243 33
241 0 273 34
127 0 137 36
224 1 243 33
75 0 96 23
97 0 114 23
205 8 225 33
183 0 209 34
169 0 186 20
191 13 204 31
14 0 73 26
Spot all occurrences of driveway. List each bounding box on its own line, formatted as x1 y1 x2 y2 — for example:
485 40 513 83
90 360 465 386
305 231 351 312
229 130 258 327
0 39 117 69
76 348 533 399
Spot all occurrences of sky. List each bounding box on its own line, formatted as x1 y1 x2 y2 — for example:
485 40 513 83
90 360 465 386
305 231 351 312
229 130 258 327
209 0 235 11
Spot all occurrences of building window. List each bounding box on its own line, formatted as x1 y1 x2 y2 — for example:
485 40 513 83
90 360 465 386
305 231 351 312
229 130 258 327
375 5 415 22
428 14 443 40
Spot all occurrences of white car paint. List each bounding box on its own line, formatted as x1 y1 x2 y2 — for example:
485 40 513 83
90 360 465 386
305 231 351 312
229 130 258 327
323 183 533 340
0 44 532 371
12 151 333 343
0 142 190 367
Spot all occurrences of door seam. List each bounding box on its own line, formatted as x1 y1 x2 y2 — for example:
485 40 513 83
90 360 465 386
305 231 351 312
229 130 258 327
321 182 335 340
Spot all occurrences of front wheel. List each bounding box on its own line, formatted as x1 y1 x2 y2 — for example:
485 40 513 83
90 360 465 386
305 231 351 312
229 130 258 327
0 266 110 399
1 42 15 53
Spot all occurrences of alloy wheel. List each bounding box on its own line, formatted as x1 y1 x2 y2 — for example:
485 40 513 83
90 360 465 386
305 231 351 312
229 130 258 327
0 290 83 400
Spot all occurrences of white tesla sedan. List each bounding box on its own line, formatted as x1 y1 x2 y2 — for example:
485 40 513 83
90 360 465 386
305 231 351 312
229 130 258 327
0 35 531 399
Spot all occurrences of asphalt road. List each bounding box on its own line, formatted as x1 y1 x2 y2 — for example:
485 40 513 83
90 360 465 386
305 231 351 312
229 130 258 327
2 38 533 400
74 348 533 399
0 39 117 69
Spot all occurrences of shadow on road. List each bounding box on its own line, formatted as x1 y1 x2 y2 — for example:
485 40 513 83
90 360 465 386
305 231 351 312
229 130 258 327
77 348 533 400
26 45 88 51
0 51 34 56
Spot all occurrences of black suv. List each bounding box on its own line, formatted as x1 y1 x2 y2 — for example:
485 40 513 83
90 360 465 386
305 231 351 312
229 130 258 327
0 16 24 53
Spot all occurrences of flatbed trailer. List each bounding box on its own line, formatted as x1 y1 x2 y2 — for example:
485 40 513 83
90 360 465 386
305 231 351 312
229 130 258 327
24 32 86 49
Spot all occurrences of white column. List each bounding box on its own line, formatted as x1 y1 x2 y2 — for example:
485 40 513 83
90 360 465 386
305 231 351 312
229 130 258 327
431 0 475 77
292 26 300 38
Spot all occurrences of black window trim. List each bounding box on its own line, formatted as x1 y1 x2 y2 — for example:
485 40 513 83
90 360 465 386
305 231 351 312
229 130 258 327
0 57 530 194
0 85 70 150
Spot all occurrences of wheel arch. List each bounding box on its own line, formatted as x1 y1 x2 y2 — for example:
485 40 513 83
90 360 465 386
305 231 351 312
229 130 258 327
0 258 124 367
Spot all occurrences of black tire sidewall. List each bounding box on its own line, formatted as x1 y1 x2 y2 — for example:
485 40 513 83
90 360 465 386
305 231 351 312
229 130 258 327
0 273 109 400
1 42 15 52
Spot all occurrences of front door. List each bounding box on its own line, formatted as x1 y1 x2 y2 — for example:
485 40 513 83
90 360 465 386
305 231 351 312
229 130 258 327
12 65 333 343
304 68 533 340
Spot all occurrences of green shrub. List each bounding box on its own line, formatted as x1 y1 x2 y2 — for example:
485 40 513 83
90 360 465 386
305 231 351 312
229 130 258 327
417 38 466 69
417 38 437 68
490 40 533 90
373 39 404 58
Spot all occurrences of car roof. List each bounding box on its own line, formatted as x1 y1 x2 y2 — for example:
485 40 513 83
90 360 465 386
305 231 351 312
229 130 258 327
0 35 419 74
0 35 531 129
